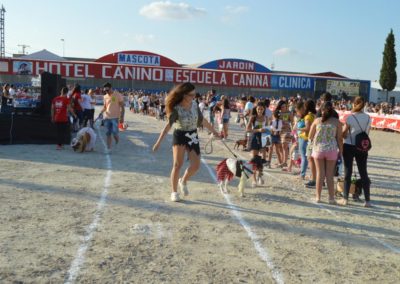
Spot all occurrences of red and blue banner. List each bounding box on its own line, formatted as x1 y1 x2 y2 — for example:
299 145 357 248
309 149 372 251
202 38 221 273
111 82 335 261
0 58 271 89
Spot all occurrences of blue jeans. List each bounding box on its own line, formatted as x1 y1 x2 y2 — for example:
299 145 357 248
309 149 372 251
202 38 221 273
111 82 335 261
104 118 119 136
298 138 308 178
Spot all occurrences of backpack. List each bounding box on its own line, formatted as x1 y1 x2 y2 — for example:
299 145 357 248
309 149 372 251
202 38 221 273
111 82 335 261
351 114 371 154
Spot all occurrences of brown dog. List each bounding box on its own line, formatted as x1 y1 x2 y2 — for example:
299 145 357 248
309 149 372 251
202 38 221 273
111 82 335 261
234 139 248 150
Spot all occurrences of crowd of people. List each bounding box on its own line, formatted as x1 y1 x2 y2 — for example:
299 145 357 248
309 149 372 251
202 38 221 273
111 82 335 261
364 101 400 115
229 93 372 207
0 82 379 206
139 90 373 206
125 88 374 206
50 83 124 153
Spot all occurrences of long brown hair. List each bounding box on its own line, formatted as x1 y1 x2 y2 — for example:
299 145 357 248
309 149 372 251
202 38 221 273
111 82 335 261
352 96 365 113
321 101 334 122
301 99 316 118
165 82 195 115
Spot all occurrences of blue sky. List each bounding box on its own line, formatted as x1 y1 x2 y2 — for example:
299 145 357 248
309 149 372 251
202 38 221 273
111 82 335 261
2 0 400 82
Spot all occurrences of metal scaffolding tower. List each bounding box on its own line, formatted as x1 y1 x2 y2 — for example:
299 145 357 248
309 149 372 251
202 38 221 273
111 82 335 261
0 5 5 58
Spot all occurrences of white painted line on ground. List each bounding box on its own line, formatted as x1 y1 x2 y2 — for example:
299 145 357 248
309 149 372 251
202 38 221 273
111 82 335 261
214 142 400 254
201 158 285 284
65 130 112 284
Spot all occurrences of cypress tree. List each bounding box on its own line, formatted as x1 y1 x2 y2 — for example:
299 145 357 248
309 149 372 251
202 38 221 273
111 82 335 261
379 29 397 101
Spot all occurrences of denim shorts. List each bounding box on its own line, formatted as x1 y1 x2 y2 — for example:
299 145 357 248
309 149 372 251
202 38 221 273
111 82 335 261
104 118 119 136
271 134 281 144
222 118 229 124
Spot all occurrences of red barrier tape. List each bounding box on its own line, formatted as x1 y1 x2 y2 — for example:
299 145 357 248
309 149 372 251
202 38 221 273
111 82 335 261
338 111 400 132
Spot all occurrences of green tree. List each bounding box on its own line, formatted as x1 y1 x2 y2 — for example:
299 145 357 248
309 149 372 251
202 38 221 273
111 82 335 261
379 29 397 102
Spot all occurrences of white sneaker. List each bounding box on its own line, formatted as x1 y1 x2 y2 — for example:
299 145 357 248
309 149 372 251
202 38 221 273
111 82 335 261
170 192 181 202
178 178 189 196
257 177 264 185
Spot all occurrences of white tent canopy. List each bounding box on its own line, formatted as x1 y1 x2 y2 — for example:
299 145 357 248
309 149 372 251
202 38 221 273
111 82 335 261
20 49 66 61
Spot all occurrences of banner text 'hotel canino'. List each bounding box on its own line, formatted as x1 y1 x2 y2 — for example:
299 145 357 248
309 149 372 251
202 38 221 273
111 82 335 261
29 60 270 88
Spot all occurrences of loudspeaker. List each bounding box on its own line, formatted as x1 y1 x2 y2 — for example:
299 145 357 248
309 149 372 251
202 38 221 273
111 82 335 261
40 72 66 115
0 112 68 144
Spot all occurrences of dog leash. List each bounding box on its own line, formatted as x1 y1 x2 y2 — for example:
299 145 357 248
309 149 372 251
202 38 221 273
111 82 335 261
220 139 238 159
93 113 103 128
204 135 238 158
204 134 214 155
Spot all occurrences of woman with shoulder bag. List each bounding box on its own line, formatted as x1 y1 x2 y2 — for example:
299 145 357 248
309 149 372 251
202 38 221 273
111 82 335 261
338 96 372 207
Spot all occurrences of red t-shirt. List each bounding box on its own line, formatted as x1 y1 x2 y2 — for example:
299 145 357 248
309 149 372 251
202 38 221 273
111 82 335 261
72 92 82 111
52 96 70 122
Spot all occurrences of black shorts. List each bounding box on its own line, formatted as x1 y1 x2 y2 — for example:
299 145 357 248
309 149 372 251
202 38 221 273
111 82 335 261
173 129 200 155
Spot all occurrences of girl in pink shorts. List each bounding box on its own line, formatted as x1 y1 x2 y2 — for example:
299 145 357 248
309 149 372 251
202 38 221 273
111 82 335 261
312 150 338 161
309 102 343 204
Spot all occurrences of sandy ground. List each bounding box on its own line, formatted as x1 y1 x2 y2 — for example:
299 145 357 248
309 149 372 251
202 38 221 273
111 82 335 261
0 107 399 283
